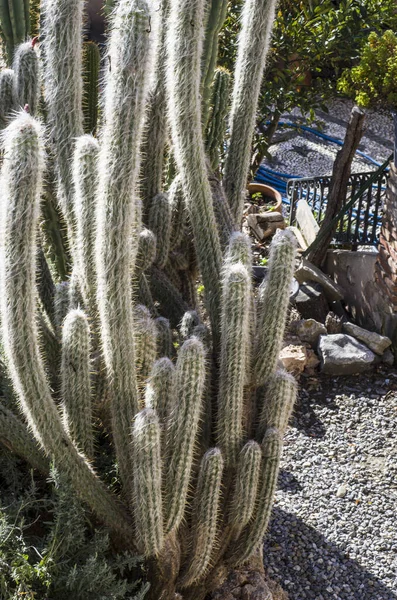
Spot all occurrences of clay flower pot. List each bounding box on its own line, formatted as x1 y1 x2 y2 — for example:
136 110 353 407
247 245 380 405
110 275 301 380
247 182 283 214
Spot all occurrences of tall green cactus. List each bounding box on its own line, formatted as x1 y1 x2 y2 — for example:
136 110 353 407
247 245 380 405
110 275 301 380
223 0 278 223
0 0 299 597
95 0 154 489
0 0 30 65
205 67 230 170
42 0 84 241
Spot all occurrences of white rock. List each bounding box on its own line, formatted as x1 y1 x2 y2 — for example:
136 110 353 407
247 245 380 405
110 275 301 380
342 322 392 356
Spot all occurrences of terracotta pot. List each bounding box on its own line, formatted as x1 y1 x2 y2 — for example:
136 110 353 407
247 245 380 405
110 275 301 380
247 183 283 214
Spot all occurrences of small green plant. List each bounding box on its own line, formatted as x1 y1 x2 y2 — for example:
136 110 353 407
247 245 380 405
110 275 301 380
338 30 397 109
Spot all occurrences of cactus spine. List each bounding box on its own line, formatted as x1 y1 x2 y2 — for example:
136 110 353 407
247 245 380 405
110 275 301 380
223 0 278 222
61 309 93 458
95 0 154 489
166 0 222 338
82 41 100 135
132 408 164 556
42 0 84 240
179 448 223 587
217 263 251 466
0 112 133 537
12 40 39 115
166 337 206 533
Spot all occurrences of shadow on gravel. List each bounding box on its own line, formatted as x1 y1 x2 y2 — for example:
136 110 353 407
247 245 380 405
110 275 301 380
264 508 397 600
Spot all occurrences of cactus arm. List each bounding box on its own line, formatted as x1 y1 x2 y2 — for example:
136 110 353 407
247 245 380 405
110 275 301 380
253 229 296 385
217 263 251 466
205 68 230 170
168 175 187 252
132 408 164 557
41 0 84 241
0 113 133 538
95 0 154 490
61 309 93 459
134 305 158 401
201 0 228 124
23 0 30 35
154 317 173 358
73 134 99 314
13 40 39 115
166 0 222 338
223 0 278 223
0 69 16 127
257 369 297 438
148 192 172 268
136 228 157 275
141 0 169 216
179 448 223 587
137 273 157 315
144 356 175 424
148 266 189 328
0 403 49 474
228 440 261 538
227 428 282 566
165 337 206 534
208 166 236 248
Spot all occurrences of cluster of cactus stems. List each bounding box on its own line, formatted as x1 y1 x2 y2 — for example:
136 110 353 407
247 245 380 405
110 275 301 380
0 0 297 598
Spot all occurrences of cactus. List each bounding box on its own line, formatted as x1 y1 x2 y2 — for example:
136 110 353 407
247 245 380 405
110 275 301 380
41 0 84 240
167 0 222 338
61 309 93 458
0 404 48 474
95 0 154 489
82 41 100 135
201 0 229 124
217 263 251 466
179 448 223 587
141 0 169 216
73 134 99 312
0 0 299 596
0 69 16 127
253 229 297 385
223 0 278 223
0 112 133 538
148 192 172 268
228 441 261 538
205 68 230 170
145 357 175 424
132 408 164 556
155 317 173 358
12 39 39 115
165 337 206 534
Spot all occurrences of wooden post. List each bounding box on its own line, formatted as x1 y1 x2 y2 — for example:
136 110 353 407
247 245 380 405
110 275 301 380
306 106 365 267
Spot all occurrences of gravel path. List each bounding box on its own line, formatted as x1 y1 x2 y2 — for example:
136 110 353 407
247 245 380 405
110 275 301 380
264 99 394 179
264 369 397 599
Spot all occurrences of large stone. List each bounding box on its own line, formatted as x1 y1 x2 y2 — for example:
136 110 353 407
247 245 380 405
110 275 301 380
318 334 376 375
294 282 329 323
295 258 344 301
342 322 392 356
246 212 286 241
279 344 307 375
291 318 327 346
